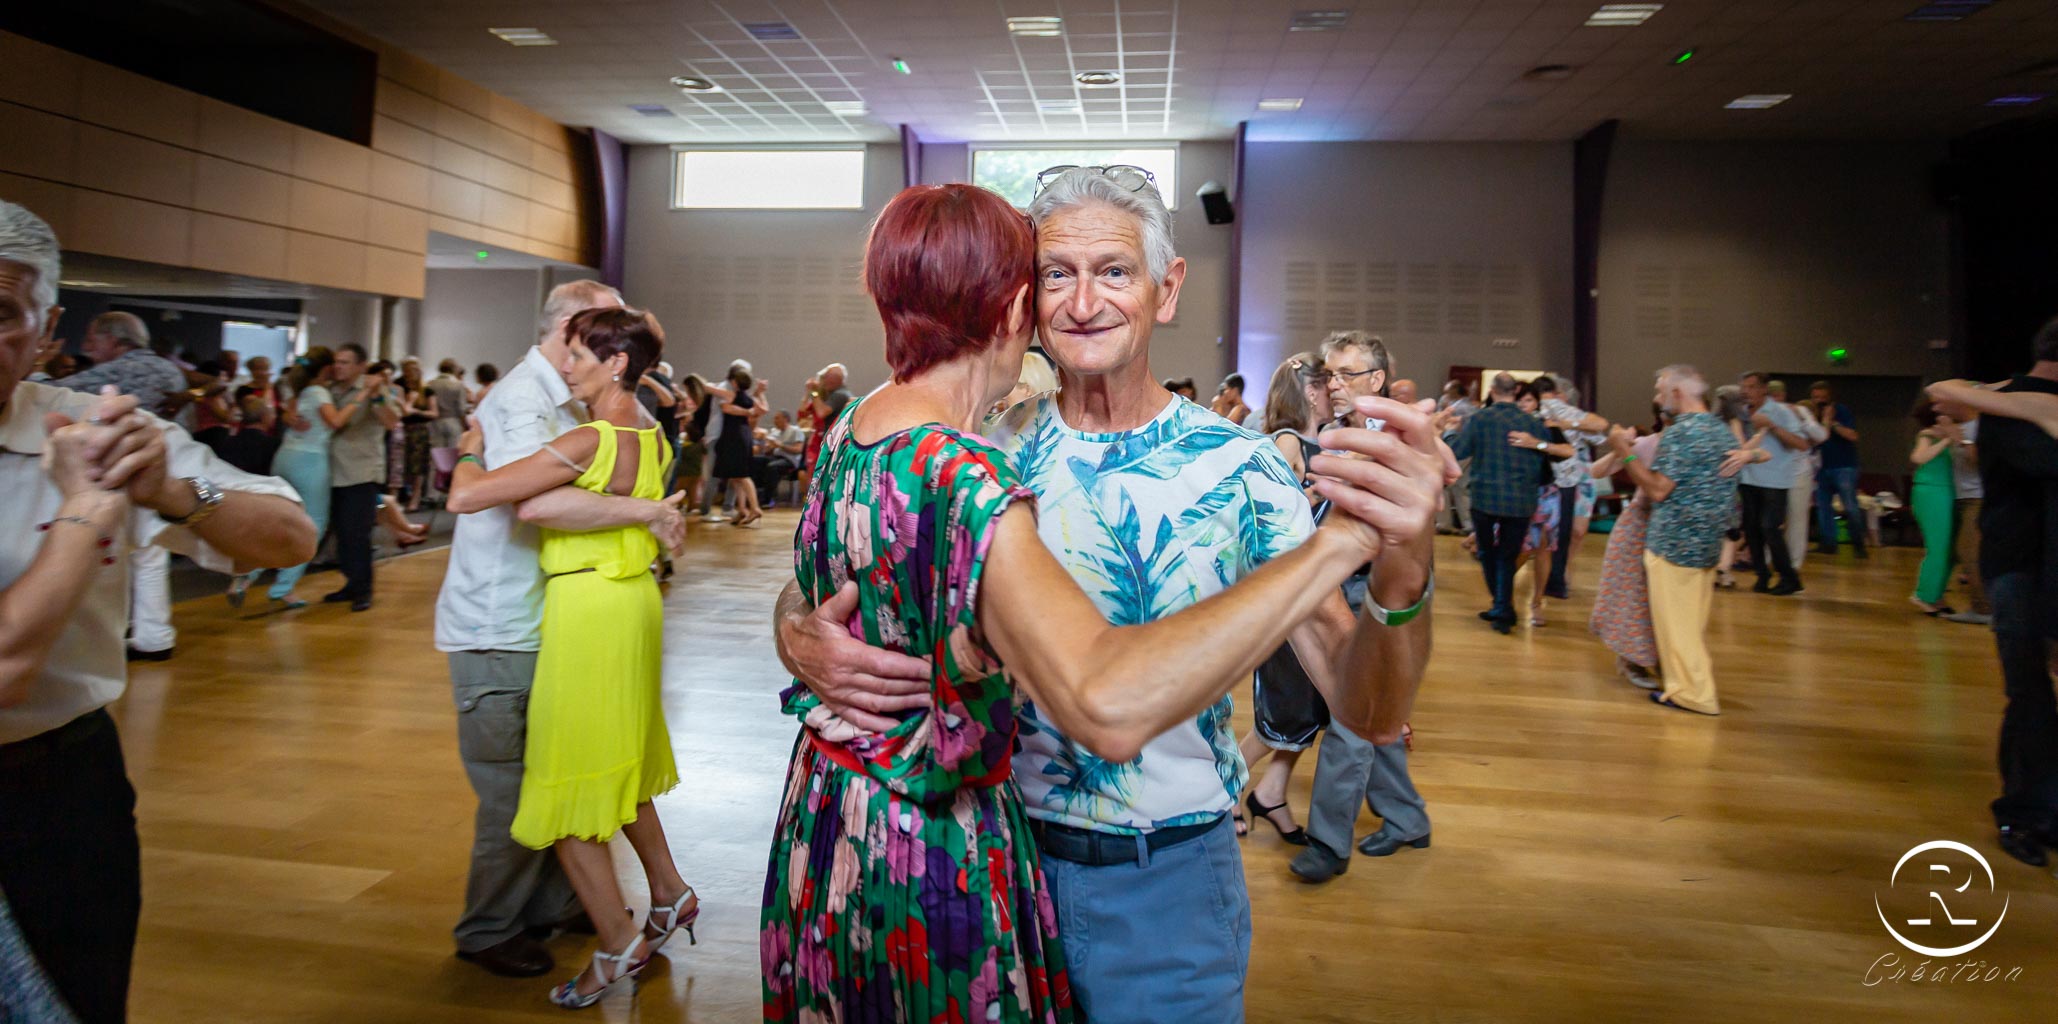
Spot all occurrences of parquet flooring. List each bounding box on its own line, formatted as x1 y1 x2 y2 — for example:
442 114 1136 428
113 516 2057 1022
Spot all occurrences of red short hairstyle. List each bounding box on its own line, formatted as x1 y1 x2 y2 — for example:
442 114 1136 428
863 184 1034 381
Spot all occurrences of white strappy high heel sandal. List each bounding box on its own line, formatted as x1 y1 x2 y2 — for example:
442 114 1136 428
643 886 700 954
548 932 648 1010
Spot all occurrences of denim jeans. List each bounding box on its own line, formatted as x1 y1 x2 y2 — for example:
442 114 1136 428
1041 816 1249 1024
1815 466 1865 553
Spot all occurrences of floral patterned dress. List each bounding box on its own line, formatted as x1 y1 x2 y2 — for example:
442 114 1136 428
762 407 1074 1024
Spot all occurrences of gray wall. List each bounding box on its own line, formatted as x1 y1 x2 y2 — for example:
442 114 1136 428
1237 141 1577 405
623 143 906 413
1594 141 1953 427
418 268 548 377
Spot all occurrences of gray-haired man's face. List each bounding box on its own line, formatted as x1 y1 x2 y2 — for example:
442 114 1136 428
1034 202 1181 382
0 261 55 399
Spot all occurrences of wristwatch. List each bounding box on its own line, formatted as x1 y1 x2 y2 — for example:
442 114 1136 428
1535 440 1547 450
162 476 224 527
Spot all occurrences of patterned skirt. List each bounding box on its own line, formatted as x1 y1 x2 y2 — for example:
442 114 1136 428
1589 499 1658 669
1522 485 1561 553
761 738 1074 1024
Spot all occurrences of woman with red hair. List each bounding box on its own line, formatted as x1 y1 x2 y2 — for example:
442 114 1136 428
761 185 1388 1021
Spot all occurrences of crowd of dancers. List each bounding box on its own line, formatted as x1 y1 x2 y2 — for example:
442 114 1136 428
5 150 2058 1024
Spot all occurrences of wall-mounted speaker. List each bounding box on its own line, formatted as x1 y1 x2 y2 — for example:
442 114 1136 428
1196 181 1234 225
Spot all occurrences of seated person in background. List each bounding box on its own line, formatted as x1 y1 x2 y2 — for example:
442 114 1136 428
750 409 806 507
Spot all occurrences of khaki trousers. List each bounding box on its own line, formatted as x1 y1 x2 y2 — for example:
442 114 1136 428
1645 550 1720 715
1955 498 1991 615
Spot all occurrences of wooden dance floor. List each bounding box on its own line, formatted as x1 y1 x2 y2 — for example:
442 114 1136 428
116 516 2055 1022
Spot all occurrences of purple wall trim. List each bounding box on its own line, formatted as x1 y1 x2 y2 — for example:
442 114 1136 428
901 125 921 189
588 128 628 288
1572 120 1617 407
1226 121 1247 378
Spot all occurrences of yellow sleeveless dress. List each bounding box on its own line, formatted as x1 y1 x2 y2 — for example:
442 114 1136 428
510 422 678 849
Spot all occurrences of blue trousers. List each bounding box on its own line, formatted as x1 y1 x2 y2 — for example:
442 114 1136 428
1814 466 1865 553
1040 816 1249 1024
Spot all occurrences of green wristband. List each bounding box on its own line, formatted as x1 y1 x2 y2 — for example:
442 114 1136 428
457 454 483 467
1366 573 1434 627
1622 453 1638 465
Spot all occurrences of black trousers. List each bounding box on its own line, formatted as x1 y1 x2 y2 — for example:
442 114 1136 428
331 482 381 598
0 709 141 1024
1473 511 1530 620
1546 484 1578 594
752 455 798 503
1738 483 1797 583
1989 572 2058 833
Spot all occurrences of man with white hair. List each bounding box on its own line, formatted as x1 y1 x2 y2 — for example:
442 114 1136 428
0 199 315 1023
63 312 187 413
57 312 198 660
434 280 687 978
777 167 1444 1021
1607 365 1736 715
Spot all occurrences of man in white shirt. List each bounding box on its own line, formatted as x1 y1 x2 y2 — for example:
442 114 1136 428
0 200 315 1024
433 280 687 978
1768 380 1828 569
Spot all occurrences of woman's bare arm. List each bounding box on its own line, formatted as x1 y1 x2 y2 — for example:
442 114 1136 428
1929 380 2058 439
446 426 599 514
1910 431 1952 467
980 506 1370 763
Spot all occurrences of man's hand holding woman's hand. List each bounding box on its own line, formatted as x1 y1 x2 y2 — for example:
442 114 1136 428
1307 395 1448 564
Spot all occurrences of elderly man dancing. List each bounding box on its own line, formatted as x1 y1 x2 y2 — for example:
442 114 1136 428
775 167 1442 1023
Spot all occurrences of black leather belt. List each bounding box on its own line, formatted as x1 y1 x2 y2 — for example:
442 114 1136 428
0 707 112 769
1029 815 1222 867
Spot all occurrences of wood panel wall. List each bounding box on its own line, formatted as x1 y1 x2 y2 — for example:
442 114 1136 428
0 31 585 300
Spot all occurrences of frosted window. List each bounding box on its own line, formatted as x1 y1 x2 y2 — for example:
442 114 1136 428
673 150 866 210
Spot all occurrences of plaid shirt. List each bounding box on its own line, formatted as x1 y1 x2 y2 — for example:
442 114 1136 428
1447 401 1550 518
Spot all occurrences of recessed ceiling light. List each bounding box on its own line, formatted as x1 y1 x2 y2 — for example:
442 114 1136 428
1288 10 1349 32
1906 1 1993 22
742 21 801 41
1986 93 2051 107
1008 16 1063 37
1524 64 1577 82
627 104 677 117
670 76 722 93
1075 70 1121 87
1584 4 1663 27
1725 93 1792 109
822 100 868 116
1257 97 1303 111
489 27 557 46
1037 98 1082 114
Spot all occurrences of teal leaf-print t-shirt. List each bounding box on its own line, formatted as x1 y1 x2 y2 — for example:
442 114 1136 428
984 393 1316 835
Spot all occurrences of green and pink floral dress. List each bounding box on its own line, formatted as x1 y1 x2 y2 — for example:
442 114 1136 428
762 407 1075 1024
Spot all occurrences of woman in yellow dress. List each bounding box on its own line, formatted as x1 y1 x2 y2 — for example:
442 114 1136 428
446 306 698 1009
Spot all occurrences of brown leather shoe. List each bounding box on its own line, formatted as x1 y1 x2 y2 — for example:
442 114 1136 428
456 933 554 978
